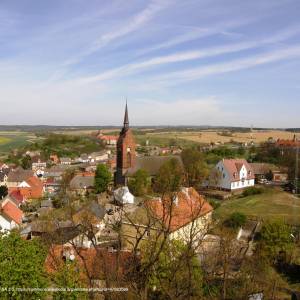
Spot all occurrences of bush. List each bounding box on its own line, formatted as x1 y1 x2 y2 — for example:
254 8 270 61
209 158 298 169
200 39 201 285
224 212 247 228
242 186 263 197
208 199 221 210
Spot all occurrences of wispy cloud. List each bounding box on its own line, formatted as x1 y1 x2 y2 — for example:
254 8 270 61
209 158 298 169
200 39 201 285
73 24 300 84
63 0 171 66
152 44 300 84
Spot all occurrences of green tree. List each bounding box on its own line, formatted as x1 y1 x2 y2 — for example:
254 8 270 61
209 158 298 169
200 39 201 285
52 263 88 300
0 186 8 199
0 232 48 299
128 169 150 196
259 219 294 263
94 164 112 194
146 240 203 299
181 148 209 188
21 155 32 169
154 158 183 193
224 212 247 229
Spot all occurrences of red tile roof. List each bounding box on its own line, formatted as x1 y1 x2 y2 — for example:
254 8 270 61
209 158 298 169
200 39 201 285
99 135 118 141
8 190 26 205
276 139 300 147
146 187 213 232
221 159 255 182
9 176 43 199
45 245 133 282
1 200 23 224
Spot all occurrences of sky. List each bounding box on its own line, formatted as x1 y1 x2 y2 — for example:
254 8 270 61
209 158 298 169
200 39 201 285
0 0 300 127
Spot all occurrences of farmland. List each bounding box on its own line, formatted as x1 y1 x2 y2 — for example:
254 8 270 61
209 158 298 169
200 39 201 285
144 129 300 144
0 132 41 155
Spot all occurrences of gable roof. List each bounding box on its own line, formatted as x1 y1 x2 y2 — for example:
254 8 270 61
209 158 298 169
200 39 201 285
127 155 183 176
7 190 26 206
249 163 279 175
1 199 23 224
70 175 94 190
221 159 255 182
146 187 213 232
7 168 34 182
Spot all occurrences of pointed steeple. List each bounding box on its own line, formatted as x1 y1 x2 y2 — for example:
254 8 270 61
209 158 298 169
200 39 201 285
123 100 129 130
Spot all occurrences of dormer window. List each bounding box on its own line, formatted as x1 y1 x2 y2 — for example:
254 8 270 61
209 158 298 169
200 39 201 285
233 172 237 178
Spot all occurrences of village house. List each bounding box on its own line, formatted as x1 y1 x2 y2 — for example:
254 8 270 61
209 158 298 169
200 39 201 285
88 150 110 163
49 154 59 164
97 132 118 146
0 168 10 186
31 158 47 175
249 163 288 183
9 176 44 200
4 190 27 207
6 167 34 188
59 157 72 165
69 174 95 196
210 159 255 191
146 187 213 243
0 198 24 232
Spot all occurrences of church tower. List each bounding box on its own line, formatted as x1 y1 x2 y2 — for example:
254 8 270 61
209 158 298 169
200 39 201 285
115 103 136 186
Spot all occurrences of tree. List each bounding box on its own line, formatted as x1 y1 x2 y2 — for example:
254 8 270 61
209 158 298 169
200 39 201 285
0 232 48 299
259 219 294 264
181 148 209 188
21 155 32 169
224 212 247 229
94 164 112 194
0 185 8 199
146 240 203 299
128 169 150 196
52 263 88 300
153 158 183 194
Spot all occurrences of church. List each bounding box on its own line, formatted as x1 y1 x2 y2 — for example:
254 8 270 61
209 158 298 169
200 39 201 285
114 103 183 186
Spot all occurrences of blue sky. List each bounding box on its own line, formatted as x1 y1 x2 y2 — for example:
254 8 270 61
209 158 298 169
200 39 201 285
0 0 300 127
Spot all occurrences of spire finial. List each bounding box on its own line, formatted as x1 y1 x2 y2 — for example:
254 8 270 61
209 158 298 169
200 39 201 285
123 99 129 129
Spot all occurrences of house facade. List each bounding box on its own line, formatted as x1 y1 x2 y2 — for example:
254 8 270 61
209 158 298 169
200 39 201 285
212 159 255 191
0 198 24 232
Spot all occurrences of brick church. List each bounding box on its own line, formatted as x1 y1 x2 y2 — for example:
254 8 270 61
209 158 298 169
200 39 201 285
115 103 183 186
115 103 136 185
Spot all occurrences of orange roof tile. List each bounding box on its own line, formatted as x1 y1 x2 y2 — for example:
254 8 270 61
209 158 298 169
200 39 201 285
1 200 23 224
146 187 213 232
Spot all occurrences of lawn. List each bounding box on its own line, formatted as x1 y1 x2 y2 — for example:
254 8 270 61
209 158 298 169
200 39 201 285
214 187 300 225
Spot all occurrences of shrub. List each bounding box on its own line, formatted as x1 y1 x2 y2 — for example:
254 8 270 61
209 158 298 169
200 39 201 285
208 199 221 210
224 212 247 228
242 186 262 197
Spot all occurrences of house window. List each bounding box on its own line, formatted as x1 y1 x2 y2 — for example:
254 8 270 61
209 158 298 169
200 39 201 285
223 173 225 178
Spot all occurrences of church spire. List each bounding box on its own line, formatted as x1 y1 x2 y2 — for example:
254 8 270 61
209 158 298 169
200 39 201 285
123 100 129 130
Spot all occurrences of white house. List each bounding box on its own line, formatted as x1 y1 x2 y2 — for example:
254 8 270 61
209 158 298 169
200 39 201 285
211 159 255 191
0 198 24 232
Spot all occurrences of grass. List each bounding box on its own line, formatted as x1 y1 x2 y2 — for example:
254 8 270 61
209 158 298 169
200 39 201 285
214 187 300 225
0 132 41 154
0 137 12 145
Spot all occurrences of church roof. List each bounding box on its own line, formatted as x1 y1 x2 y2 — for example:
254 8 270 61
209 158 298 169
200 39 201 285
126 155 183 176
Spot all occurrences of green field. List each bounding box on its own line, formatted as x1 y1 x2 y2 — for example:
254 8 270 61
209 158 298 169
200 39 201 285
0 132 40 154
0 137 11 145
214 187 300 225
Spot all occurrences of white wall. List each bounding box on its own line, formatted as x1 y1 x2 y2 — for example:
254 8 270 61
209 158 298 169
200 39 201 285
0 215 16 232
169 212 212 244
